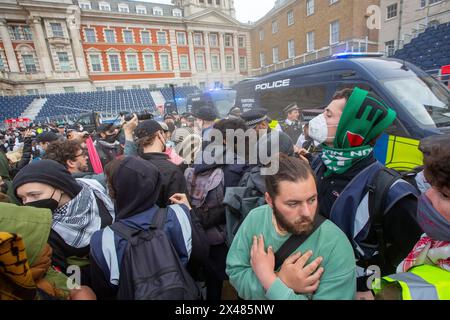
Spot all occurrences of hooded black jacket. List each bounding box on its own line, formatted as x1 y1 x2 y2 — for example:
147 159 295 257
140 152 187 208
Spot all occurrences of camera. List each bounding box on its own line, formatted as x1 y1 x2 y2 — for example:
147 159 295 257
121 111 154 122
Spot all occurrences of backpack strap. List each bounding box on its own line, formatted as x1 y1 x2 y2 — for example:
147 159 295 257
152 207 168 230
367 167 402 267
274 214 326 271
109 222 137 242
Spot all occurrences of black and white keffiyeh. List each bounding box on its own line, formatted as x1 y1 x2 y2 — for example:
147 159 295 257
52 179 115 248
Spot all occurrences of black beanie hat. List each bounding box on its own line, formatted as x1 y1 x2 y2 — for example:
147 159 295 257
13 160 82 201
194 106 218 121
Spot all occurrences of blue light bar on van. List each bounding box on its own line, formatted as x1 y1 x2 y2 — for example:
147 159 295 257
333 52 384 59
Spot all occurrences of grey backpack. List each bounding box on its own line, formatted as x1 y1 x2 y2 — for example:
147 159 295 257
224 166 266 247
110 207 201 300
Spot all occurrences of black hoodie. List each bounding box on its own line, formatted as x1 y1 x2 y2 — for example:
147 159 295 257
113 157 162 220
139 152 187 208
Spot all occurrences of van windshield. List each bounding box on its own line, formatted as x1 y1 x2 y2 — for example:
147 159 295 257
382 76 450 128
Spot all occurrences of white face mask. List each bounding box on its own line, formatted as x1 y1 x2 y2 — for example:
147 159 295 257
308 114 337 144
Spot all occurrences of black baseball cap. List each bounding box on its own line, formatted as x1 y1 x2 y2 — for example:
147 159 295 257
35 132 59 144
135 120 164 139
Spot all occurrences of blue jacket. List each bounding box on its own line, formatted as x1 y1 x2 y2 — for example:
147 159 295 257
89 204 192 299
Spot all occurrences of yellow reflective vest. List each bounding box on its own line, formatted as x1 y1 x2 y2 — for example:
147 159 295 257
374 265 450 300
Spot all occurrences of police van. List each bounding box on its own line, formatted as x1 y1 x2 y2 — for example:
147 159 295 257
233 53 450 171
187 89 237 118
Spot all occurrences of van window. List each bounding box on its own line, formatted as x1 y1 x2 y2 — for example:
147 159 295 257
382 76 450 128
259 85 327 121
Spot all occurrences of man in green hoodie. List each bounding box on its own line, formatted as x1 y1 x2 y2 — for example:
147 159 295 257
226 155 356 300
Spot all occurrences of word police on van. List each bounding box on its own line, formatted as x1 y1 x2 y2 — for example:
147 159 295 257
255 79 291 91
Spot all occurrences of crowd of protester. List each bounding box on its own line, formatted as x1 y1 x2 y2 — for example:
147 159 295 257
1 87 449 300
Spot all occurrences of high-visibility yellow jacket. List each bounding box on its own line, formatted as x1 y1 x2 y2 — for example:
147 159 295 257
374 265 450 300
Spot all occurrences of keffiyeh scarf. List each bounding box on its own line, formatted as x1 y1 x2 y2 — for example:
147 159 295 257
52 179 115 248
398 235 450 273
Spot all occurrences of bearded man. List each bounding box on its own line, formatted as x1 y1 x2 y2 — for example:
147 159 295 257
226 154 356 300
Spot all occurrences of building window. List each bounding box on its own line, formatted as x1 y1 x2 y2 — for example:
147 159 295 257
108 54 121 72
0 56 5 71
126 54 138 71
89 54 102 72
387 3 398 19
211 54 220 71
22 54 37 73
307 0 314 16
259 30 264 41
96 87 105 92
9 26 21 40
287 10 294 26
27 89 39 95
136 6 147 14
157 31 167 45
307 31 315 52
153 7 163 15
118 4 129 13
226 55 234 71
115 86 124 91
329 0 338 4
64 87 75 93
330 20 340 44
105 29 116 43
272 47 279 63
123 30 134 44
177 32 187 45
272 21 278 34
288 39 295 58
85 28 96 42
260 52 265 67
225 35 232 47
385 40 395 56
23 26 32 40
194 33 203 46
79 1 91 10
173 9 182 17
238 36 245 48
239 56 247 71
420 0 441 6
141 31 151 44
209 34 218 47
99 2 111 11
196 53 205 71
50 23 64 38
159 53 171 71
143 54 155 71
57 52 71 71
179 55 189 70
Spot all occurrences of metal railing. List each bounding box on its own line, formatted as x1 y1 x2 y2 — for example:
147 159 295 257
250 39 379 77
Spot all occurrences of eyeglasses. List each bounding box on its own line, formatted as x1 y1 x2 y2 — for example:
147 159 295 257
74 151 88 158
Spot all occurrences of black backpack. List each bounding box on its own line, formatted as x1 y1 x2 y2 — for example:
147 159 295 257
109 207 201 300
368 166 422 269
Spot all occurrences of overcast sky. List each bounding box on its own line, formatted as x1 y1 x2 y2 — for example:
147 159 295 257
137 0 275 23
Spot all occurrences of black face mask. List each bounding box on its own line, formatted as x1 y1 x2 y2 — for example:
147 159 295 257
25 189 60 212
